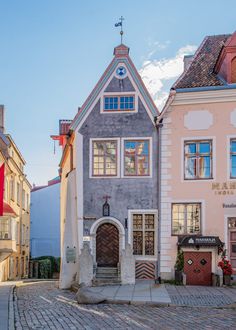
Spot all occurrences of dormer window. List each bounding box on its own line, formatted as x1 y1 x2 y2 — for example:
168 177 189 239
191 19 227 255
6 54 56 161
104 95 135 111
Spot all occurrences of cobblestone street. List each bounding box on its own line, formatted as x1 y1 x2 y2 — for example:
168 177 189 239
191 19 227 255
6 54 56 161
13 281 236 329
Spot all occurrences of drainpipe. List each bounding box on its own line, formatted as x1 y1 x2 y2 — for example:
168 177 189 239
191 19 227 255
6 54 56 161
154 116 163 284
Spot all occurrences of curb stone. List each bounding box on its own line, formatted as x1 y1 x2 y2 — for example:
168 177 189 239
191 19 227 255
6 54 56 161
8 285 15 330
104 298 170 307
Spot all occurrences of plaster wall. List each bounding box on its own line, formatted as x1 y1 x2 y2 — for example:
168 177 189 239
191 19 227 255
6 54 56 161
160 95 236 278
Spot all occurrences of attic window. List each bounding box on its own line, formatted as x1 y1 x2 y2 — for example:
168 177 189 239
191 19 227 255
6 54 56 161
231 57 236 83
104 95 135 111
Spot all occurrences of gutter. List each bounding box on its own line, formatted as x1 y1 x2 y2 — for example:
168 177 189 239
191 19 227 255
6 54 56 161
175 84 236 93
154 116 163 284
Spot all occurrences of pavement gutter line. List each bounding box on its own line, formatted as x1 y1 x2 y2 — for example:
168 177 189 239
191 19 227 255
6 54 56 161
8 285 15 330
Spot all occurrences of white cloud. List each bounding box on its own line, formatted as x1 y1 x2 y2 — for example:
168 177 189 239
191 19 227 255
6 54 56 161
139 44 197 110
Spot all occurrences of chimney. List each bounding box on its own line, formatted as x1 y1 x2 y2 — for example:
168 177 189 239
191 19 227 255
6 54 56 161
0 105 5 133
183 55 194 71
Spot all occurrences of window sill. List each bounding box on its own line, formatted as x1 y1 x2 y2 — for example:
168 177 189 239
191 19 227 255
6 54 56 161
184 177 213 181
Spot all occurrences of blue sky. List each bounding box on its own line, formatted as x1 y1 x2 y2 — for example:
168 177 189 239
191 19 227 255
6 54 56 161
0 0 235 185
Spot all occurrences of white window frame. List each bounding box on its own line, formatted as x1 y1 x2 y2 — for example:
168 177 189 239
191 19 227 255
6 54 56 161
181 136 216 182
227 135 236 180
121 137 152 178
128 209 158 260
89 138 120 179
101 91 138 114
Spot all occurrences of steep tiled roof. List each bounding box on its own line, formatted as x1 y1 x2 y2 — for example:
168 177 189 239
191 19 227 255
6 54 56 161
173 34 231 89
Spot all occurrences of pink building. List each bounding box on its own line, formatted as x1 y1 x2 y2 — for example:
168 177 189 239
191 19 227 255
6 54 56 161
158 32 236 285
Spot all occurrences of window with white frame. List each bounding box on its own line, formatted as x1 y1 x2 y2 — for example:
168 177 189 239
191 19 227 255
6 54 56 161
132 213 155 256
184 140 212 179
124 140 150 176
230 139 236 178
172 203 201 235
104 95 135 111
0 219 11 239
92 140 117 176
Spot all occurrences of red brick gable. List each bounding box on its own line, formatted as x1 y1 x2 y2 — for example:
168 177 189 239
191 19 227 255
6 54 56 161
215 31 236 84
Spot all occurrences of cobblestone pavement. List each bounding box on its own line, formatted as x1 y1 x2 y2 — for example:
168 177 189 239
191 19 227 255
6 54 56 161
14 282 236 330
165 284 236 307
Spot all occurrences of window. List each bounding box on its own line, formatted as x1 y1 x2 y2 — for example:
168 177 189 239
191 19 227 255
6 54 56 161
21 224 25 245
124 140 150 176
4 180 8 201
10 177 15 200
17 182 20 204
0 219 10 239
16 222 19 245
92 140 117 176
230 139 236 178
22 190 25 209
133 214 155 256
26 193 30 211
104 95 135 111
184 140 212 179
172 203 201 235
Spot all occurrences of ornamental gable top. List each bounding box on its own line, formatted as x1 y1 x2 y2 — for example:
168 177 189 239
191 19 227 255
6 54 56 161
70 45 159 130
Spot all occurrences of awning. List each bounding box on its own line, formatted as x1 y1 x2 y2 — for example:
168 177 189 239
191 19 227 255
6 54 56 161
2 202 17 217
178 235 224 247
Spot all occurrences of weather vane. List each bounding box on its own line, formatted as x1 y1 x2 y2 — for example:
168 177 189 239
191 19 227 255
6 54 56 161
115 16 124 44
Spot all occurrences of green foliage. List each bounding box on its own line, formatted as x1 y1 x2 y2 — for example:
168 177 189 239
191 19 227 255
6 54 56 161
38 259 52 279
31 256 61 279
175 249 184 271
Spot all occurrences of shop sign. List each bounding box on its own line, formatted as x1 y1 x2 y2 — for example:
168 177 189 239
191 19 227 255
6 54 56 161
212 182 236 195
223 203 236 208
178 236 223 247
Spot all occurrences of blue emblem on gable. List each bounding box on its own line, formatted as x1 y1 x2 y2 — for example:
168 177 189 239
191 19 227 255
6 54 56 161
116 66 127 78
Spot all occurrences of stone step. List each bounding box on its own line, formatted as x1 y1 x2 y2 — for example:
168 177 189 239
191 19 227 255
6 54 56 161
92 278 121 286
96 267 118 273
71 282 80 292
96 273 118 278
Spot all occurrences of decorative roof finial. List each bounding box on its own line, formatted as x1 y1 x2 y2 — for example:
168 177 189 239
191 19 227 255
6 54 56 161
115 16 124 44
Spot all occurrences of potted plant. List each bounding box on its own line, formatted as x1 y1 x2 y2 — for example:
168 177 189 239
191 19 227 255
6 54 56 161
218 253 233 286
175 249 184 284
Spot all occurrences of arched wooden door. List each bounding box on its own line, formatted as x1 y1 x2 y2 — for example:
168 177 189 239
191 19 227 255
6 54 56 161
96 223 119 267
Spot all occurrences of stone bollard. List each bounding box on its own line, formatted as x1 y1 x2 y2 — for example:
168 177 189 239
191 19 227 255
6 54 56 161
120 244 135 285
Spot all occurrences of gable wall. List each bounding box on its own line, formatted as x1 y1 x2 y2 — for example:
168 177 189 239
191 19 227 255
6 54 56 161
79 97 158 234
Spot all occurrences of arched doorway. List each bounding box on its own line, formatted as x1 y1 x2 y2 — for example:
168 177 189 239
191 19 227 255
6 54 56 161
96 223 119 267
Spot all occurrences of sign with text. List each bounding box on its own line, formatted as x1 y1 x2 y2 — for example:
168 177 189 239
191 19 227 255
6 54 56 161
212 182 236 195
66 247 76 263
178 236 223 247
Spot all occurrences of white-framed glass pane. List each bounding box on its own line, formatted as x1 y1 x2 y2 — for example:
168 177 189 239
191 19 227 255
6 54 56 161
185 157 197 178
199 142 210 154
124 140 149 176
199 156 211 178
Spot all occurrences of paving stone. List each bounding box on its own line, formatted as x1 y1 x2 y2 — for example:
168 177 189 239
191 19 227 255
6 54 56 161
13 281 236 329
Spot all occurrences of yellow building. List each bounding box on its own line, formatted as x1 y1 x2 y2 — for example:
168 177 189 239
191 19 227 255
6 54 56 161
0 105 31 281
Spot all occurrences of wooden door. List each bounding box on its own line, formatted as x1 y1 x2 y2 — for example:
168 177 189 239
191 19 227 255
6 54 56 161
96 223 119 267
184 252 212 286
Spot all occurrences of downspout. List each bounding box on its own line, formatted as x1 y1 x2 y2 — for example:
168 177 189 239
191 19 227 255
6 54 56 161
154 116 163 284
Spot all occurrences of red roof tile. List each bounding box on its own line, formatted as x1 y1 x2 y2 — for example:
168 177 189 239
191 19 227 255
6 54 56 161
173 34 231 89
